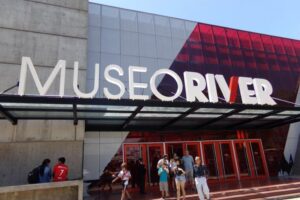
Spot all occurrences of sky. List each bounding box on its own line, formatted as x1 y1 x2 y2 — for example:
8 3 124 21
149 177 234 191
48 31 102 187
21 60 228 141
90 0 300 40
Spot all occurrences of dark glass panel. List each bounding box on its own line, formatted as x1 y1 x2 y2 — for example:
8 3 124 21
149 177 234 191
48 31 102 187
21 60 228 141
235 143 251 176
220 143 235 177
250 142 265 176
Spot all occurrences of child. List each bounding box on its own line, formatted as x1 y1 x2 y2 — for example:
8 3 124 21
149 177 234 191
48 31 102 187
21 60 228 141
158 162 170 199
112 163 132 200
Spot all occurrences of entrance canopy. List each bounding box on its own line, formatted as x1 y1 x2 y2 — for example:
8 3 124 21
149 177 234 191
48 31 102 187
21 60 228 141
0 94 300 131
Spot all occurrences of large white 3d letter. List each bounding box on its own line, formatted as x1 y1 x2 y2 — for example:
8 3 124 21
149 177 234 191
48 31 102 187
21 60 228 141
239 77 257 105
253 78 276 105
104 64 125 99
73 62 99 98
151 69 183 101
184 72 208 102
18 57 66 96
129 66 149 100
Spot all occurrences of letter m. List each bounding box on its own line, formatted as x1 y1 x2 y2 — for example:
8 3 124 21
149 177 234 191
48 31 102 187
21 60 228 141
18 57 66 96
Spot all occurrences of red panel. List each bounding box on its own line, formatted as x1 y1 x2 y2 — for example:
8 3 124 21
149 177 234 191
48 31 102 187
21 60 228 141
282 39 296 56
244 50 256 68
229 76 239 103
292 40 300 56
213 26 228 46
272 37 286 55
250 33 264 51
199 24 215 44
226 29 241 48
189 42 204 64
261 35 275 53
238 31 252 49
189 24 201 43
175 43 189 62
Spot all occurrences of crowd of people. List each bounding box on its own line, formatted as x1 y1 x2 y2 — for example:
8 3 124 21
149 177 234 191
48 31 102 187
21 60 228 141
110 150 210 200
27 157 69 184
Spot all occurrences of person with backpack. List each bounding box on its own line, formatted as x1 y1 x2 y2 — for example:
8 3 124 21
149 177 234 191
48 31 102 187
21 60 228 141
53 157 69 182
39 159 51 183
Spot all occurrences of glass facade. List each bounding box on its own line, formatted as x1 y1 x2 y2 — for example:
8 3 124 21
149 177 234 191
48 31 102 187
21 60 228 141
84 3 300 185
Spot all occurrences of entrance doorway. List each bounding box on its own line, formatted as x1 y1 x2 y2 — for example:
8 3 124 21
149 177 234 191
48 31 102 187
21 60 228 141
123 139 268 183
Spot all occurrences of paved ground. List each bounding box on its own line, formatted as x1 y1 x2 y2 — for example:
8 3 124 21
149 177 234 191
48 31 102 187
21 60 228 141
85 177 300 200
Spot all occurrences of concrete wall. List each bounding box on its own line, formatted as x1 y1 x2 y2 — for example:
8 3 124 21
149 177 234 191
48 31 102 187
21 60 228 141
0 180 83 200
0 0 88 186
83 131 128 181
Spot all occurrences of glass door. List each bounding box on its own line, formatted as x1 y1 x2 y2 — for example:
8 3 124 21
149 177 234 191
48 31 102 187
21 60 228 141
234 141 252 178
219 142 237 179
147 144 164 184
202 142 219 179
250 141 268 177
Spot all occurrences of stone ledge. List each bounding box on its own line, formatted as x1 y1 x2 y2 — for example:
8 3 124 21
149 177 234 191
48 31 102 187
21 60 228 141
0 180 83 200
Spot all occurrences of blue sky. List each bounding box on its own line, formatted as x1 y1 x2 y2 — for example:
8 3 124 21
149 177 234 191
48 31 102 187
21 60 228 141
90 0 300 40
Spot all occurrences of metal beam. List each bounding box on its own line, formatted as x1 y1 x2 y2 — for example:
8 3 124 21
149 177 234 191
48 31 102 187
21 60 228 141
73 103 78 125
161 106 200 130
0 105 17 125
192 108 244 130
225 110 281 129
122 106 143 129
258 113 300 129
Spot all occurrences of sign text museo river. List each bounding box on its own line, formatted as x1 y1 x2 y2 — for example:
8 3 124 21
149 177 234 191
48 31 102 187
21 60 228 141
18 57 276 105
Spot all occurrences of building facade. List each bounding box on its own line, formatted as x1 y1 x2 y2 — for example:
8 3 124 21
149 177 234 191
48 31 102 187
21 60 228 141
0 0 300 191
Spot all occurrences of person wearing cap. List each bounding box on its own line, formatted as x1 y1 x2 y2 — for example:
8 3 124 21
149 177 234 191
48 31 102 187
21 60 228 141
157 154 170 169
193 157 209 200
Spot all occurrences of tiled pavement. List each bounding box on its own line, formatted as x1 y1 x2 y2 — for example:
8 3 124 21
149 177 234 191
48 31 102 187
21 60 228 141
85 177 300 200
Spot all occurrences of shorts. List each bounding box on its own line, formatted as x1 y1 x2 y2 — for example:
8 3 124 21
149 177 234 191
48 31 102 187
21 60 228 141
121 180 129 189
185 170 194 181
159 182 169 192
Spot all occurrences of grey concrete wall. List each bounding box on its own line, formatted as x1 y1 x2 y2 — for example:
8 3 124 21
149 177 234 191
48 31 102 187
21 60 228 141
0 180 83 200
0 0 88 186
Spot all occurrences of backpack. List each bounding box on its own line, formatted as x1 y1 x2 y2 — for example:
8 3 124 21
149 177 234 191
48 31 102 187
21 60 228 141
27 166 40 184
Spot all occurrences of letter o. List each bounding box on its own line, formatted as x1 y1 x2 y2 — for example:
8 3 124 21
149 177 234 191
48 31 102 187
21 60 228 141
150 69 183 101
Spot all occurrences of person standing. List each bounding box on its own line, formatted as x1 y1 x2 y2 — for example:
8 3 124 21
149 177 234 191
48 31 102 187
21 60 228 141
53 157 69 182
157 154 170 168
112 163 132 200
158 162 170 199
174 159 186 200
169 158 177 192
39 159 51 183
194 157 209 200
181 150 194 188
136 158 146 194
